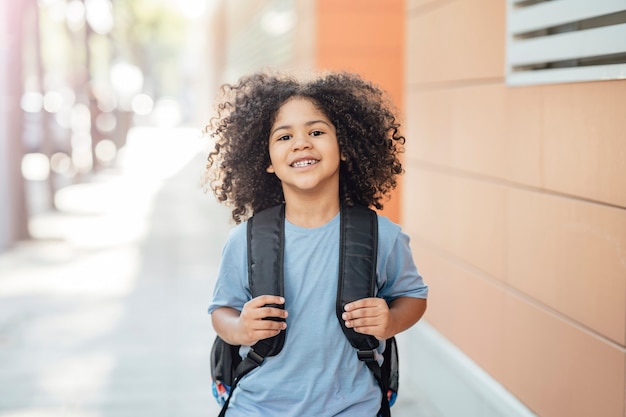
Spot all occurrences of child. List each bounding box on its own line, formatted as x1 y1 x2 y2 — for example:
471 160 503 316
205 70 428 416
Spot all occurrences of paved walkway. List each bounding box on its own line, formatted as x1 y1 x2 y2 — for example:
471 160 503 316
0 127 435 417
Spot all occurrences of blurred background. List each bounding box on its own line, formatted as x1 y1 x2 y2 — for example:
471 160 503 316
1 1 625 417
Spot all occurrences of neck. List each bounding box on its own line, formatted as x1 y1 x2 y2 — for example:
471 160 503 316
284 196 340 228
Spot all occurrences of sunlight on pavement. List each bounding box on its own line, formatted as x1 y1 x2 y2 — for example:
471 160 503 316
29 304 125 347
0 247 140 298
0 126 216 416
2 127 210 296
28 126 209 248
0 410 100 417
39 353 116 401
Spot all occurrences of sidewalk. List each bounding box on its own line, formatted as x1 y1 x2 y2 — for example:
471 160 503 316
0 126 434 417
0 127 227 416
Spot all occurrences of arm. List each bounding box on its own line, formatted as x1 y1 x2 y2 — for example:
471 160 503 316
342 296 427 340
211 295 288 346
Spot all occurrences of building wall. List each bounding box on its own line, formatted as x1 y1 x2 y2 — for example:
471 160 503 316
404 1 626 417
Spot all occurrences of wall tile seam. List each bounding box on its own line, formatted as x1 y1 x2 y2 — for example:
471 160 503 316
406 158 626 211
406 0 458 17
412 236 626 351
405 77 505 92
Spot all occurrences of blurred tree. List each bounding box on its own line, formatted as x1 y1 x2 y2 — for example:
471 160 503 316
32 1 57 208
112 0 187 98
0 0 191 252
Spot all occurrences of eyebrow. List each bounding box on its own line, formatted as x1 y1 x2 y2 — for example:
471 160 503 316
270 120 332 136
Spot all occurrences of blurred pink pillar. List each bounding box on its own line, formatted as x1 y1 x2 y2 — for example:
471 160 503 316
0 0 31 251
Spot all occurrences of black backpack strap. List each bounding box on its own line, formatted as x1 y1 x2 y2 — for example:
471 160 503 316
218 205 287 416
336 204 391 417
336 204 379 351
244 204 287 366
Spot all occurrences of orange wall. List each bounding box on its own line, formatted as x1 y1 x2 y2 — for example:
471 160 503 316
315 0 405 223
405 1 626 417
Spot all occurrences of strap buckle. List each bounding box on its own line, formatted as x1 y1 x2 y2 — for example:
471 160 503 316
246 349 264 365
357 349 377 362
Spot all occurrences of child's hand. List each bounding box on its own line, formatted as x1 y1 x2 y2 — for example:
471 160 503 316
342 298 392 341
237 295 287 345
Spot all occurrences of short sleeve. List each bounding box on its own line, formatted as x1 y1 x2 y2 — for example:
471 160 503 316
376 217 428 302
208 223 251 314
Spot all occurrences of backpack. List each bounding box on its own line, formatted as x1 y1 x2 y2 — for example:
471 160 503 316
210 204 399 417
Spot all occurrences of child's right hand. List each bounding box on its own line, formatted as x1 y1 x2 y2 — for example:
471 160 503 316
236 295 287 345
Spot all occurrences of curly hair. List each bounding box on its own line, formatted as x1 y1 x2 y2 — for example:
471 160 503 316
203 70 405 223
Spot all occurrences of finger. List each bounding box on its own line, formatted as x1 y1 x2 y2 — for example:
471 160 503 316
342 308 380 321
252 327 286 342
345 317 378 329
242 296 286 319
253 319 287 332
262 306 288 320
250 295 285 308
344 297 382 312
342 303 386 321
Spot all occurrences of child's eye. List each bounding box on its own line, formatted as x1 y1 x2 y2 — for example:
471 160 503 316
277 135 291 141
310 130 324 137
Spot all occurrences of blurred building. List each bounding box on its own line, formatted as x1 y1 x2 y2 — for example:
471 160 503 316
207 2 626 417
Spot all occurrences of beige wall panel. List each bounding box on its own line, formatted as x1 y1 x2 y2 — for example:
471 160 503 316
406 80 626 208
414 245 625 417
413 244 508 374
542 81 626 208
505 86 545 187
507 190 626 345
502 296 625 417
406 0 505 85
404 164 626 344
403 167 507 282
405 85 543 186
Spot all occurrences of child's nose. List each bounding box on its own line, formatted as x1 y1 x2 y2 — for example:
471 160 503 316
291 132 312 150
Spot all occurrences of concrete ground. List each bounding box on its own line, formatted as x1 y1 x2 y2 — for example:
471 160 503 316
0 127 437 417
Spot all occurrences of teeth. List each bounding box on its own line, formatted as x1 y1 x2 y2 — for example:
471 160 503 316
292 159 318 168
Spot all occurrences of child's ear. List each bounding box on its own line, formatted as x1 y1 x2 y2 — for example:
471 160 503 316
266 165 275 173
340 153 347 161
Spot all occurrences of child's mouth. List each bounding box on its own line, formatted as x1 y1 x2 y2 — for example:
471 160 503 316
291 159 319 168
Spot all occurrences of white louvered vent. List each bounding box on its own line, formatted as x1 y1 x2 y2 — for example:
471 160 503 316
506 0 626 86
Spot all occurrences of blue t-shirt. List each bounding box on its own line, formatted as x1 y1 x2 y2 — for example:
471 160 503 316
208 212 428 417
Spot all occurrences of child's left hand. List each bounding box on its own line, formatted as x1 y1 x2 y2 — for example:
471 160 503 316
342 298 392 341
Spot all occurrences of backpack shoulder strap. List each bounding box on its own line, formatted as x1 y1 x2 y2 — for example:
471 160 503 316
216 204 288 417
336 204 380 352
246 204 287 357
233 205 287 381
337 204 392 417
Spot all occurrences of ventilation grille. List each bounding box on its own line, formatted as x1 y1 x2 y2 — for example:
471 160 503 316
506 0 626 85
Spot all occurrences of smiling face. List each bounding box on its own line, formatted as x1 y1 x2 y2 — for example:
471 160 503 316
266 97 341 203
